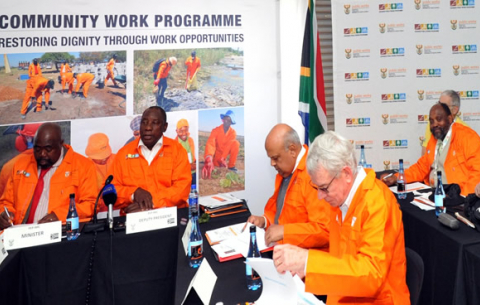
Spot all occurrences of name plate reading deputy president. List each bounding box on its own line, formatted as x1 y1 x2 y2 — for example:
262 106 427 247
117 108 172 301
4 221 62 250
126 207 177 235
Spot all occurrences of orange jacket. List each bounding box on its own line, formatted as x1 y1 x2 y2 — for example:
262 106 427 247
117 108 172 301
31 77 51 103
305 169 410 304
28 63 42 78
156 59 172 80
75 73 95 91
0 150 34 197
110 137 191 209
264 145 329 248
0 145 97 223
106 58 115 73
405 123 480 196
60 63 72 76
204 125 237 160
185 56 201 78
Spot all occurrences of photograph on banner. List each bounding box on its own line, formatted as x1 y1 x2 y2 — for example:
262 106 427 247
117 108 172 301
134 47 244 114
163 111 199 187
198 107 244 196
0 121 71 195
0 51 126 124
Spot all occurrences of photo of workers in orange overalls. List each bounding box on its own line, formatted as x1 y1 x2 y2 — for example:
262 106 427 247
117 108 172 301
104 54 118 87
184 51 201 91
153 57 177 106
20 59 43 118
72 73 95 99
202 109 240 178
21 77 54 119
175 119 197 185
59 60 72 94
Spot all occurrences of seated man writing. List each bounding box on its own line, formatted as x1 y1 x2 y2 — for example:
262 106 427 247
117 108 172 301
110 106 191 213
383 102 480 196
247 124 329 248
0 123 97 229
273 131 410 304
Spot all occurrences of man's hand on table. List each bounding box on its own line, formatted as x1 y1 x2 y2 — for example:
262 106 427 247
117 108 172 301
0 210 14 229
265 224 284 245
38 212 59 224
133 187 153 210
273 244 307 278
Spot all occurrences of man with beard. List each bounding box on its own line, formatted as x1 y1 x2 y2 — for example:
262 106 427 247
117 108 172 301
382 102 480 196
0 123 97 229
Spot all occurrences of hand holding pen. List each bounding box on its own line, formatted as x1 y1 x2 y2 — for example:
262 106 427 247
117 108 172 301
0 207 14 230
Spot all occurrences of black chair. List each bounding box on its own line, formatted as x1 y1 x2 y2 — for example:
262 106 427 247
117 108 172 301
405 247 424 305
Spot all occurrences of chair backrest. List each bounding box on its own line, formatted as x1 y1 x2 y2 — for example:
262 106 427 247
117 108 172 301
405 247 424 305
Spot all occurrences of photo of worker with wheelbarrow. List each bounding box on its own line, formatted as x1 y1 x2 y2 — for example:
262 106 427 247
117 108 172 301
133 47 244 114
0 51 127 124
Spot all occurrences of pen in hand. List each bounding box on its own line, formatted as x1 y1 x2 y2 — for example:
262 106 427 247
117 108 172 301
241 222 249 233
3 206 13 227
383 173 394 180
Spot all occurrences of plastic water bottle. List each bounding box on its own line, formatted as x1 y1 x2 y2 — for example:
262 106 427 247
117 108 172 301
397 159 407 200
358 145 367 168
66 193 79 241
188 184 199 220
435 171 446 216
188 207 203 268
246 225 262 291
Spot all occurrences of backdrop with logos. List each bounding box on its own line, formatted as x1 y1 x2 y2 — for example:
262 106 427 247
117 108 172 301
332 1 480 171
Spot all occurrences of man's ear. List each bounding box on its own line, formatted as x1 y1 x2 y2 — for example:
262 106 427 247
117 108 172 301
342 166 354 184
163 122 168 132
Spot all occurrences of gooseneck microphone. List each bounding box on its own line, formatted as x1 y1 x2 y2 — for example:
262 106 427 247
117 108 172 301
83 175 113 233
102 184 117 230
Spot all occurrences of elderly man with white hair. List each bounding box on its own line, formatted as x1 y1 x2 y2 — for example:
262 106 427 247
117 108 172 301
273 131 410 304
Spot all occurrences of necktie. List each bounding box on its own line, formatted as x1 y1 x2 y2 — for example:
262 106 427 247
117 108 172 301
27 167 51 224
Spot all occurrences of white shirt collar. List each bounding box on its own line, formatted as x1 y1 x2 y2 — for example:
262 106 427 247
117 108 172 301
340 166 367 221
138 136 163 165
293 146 306 173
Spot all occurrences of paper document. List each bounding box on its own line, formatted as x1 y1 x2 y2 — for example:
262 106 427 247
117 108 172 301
199 193 242 208
0 232 8 267
389 182 430 194
246 258 324 305
181 259 217 305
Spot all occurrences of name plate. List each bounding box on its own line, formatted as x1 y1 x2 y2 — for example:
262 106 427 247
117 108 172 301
126 207 177 235
4 221 62 250
0 233 8 266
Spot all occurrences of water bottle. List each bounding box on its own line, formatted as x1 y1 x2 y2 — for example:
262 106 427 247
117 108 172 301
188 207 203 268
397 159 407 200
358 145 367 168
434 171 446 216
66 193 79 241
188 184 199 220
246 225 262 291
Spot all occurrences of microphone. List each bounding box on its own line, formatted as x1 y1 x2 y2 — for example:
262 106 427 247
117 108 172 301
102 184 117 230
83 175 113 233
438 213 460 230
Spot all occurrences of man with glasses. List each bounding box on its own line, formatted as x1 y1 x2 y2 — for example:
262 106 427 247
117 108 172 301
421 90 468 155
273 131 410 304
246 124 329 248
383 102 480 196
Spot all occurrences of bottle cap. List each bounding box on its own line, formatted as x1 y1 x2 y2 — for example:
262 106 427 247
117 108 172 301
399 158 403 163
250 225 256 233
69 193 75 199
360 145 365 149
191 184 196 190
437 170 441 175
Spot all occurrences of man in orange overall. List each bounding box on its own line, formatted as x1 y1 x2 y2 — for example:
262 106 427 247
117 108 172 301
21 77 54 119
153 57 177 106
247 124 329 248
109 106 191 213
184 51 201 91
104 54 117 88
273 131 410 304
0 123 97 229
20 59 43 119
60 60 72 93
72 73 95 99
202 109 240 178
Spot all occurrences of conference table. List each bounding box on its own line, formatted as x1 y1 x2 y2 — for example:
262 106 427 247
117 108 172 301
399 195 480 305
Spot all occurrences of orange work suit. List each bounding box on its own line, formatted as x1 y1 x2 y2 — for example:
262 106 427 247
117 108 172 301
155 59 172 80
60 63 72 91
75 73 95 97
304 169 410 304
405 123 480 196
204 125 240 168
0 150 34 197
0 145 97 224
185 56 201 80
109 137 191 209
21 77 51 113
104 58 117 86
264 145 329 248
64 73 75 94
21 64 43 115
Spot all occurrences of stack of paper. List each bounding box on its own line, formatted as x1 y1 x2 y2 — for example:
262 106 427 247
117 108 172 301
199 193 243 208
206 222 273 262
389 182 435 211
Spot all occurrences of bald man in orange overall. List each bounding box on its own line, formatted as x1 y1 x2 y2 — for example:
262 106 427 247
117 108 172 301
104 54 117 87
202 109 240 178
0 123 97 229
274 131 410 304
72 73 95 98
247 124 329 249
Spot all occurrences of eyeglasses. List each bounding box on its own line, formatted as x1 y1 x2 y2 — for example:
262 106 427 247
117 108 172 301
309 173 337 194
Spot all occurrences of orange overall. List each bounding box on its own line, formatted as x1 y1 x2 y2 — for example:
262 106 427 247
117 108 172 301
75 73 95 97
104 58 117 86
204 125 240 168
20 64 43 115
60 63 72 91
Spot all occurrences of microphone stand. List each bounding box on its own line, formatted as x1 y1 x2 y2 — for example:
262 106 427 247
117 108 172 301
83 183 109 233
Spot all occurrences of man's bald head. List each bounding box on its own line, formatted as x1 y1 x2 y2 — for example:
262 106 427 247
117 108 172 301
265 124 302 178
34 123 64 169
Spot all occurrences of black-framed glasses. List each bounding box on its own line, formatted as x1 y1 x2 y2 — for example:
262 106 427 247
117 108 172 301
309 173 337 194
